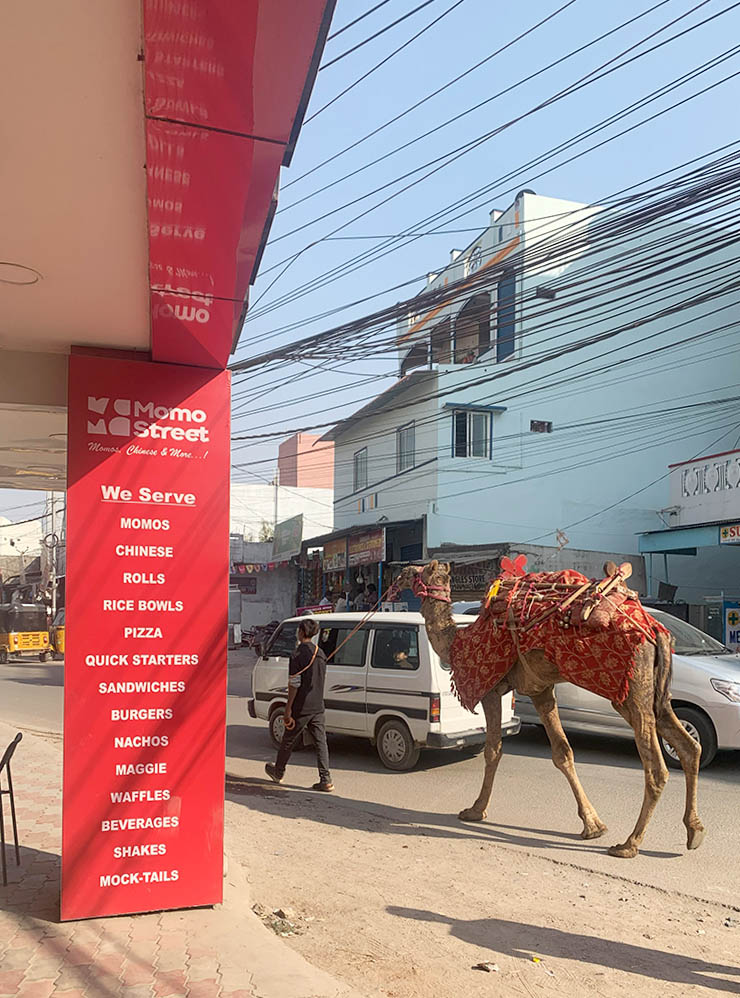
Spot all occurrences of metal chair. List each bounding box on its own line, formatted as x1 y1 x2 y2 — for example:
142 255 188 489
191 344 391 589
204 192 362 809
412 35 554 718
0 732 22 886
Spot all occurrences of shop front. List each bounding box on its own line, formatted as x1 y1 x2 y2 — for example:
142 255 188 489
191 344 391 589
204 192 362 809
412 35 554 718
638 448 740 639
299 518 427 608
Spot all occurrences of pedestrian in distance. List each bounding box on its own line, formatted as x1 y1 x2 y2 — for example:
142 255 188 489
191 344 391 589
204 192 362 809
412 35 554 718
265 618 334 792
335 590 349 611
352 588 368 611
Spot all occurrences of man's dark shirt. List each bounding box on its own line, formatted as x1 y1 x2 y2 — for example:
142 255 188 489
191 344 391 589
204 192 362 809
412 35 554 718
288 642 327 717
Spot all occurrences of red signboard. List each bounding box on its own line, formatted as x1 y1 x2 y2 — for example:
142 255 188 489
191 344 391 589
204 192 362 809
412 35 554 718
62 353 230 920
142 0 334 370
146 118 284 371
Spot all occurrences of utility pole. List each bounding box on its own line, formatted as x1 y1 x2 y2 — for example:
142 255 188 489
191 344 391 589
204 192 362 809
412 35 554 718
273 467 279 536
50 493 57 619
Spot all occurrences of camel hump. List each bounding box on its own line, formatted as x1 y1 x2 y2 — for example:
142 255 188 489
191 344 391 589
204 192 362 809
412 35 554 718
603 561 633 580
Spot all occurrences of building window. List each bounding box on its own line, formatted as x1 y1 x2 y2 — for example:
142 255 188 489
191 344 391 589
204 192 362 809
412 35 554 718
453 410 491 459
397 422 415 473
353 447 368 491
496 269 516 362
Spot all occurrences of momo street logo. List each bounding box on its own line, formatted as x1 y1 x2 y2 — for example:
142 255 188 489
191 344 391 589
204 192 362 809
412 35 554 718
86 397 209 442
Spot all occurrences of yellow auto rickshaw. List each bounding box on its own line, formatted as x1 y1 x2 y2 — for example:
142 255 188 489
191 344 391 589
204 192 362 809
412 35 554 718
50 608 65 660
0 603 50 663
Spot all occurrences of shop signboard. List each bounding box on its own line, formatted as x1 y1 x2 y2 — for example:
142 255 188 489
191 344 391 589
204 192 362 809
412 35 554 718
272 514 303 562
348 529 385 567
296 604 333 616
724 600 740 653
719 523 740 544
62 354 230 920
669 450 740 527
324 537 347 573
450 559 499 600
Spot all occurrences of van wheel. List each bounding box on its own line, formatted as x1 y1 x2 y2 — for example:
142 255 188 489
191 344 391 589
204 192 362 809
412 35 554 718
376 720 420 771
0 649 7 664
661 706 717 769
39 652 48 663
53 652 63 661
269 708 287 749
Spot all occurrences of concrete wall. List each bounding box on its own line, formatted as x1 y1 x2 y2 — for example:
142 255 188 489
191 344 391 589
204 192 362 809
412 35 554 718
238 565 297 630
231 482 333 540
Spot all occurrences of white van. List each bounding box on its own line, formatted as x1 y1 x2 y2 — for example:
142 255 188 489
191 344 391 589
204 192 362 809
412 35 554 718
248 612 520 771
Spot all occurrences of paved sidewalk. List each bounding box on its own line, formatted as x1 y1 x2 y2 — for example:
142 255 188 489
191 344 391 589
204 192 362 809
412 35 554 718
0 721 364 998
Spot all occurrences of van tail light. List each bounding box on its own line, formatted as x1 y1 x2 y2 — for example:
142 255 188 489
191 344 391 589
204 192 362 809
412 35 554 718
430 694 441 723
511 693 515 711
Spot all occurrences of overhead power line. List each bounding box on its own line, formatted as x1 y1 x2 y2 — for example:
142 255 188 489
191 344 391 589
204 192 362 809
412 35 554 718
320 0 442 70
327 0 395 41
305 0 468 124
243 56 740 331
285 0 583 189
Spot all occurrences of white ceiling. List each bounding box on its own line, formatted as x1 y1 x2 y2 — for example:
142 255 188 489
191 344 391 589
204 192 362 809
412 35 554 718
0 0 151 356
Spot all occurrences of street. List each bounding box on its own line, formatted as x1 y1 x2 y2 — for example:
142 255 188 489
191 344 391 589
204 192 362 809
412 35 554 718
2 651 740 996
2 650 739 906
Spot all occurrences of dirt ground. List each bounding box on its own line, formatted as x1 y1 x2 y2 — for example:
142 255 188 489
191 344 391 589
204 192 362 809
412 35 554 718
225 781 740 998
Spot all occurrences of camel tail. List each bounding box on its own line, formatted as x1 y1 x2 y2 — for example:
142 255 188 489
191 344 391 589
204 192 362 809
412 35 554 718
653 630 673 717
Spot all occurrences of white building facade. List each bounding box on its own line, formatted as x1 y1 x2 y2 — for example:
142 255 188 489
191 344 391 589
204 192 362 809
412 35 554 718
327 188 740 602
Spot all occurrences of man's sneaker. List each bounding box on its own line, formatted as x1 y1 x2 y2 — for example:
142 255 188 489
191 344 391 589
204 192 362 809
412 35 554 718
265 763 283 784
312 781 334 792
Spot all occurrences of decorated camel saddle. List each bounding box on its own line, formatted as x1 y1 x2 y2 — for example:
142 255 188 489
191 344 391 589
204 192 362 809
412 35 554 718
428 556 669 713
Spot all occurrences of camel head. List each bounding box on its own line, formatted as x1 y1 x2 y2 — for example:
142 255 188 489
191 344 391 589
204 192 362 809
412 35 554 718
392 560 452 602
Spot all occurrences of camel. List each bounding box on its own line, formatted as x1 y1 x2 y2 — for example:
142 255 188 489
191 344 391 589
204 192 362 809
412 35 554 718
393 561 705 859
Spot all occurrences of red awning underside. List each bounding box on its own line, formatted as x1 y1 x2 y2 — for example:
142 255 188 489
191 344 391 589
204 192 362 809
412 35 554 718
144 0 334 370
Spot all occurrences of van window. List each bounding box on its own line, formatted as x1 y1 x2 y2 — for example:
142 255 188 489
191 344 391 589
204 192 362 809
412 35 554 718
319 626 368 667
371 627 420 671
266 625 297 659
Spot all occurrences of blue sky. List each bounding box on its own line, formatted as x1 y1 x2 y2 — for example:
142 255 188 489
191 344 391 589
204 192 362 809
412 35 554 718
1 0 738 519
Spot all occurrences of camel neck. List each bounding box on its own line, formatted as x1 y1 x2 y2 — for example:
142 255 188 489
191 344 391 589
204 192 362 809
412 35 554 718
420 594 458 661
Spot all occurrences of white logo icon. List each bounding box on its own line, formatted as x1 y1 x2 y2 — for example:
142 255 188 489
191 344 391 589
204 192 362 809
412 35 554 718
87 397 131 436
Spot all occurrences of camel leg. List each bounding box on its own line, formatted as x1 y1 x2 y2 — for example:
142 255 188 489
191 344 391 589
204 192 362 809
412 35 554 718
459 690 502 822
608 702 668 858
530 688 607 840
656 705 705 850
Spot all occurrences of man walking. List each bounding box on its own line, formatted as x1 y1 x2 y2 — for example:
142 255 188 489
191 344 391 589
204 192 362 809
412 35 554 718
265 618 334 791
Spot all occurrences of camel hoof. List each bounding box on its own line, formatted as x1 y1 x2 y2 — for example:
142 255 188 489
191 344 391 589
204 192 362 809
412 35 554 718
458 808 486 823
608 842 638 859
581 821 608 840
687 824 706 851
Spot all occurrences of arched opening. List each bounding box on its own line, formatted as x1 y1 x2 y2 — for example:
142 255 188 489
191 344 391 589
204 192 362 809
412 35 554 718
400 340 428 377
430 316 452 365
454 292 490 364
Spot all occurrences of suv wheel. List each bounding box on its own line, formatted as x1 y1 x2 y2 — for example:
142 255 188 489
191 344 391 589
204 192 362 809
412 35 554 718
376 719 421 771
661 706 717 769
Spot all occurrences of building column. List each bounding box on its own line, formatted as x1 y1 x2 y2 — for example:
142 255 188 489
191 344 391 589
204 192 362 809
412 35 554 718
61 352 230 920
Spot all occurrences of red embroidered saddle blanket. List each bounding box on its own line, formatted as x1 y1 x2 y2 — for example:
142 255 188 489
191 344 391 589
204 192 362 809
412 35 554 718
448 570 669 712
